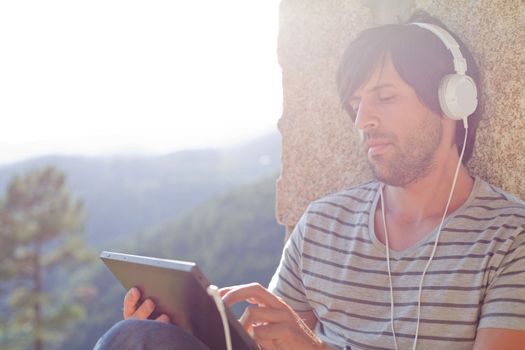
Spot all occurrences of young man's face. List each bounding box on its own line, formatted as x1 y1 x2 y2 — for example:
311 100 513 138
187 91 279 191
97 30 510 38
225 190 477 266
348 56 443 186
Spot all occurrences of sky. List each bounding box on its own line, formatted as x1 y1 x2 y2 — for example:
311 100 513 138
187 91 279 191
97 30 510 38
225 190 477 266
0 0 282 165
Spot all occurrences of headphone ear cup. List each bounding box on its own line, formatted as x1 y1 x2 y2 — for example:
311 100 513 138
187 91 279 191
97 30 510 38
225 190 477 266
438 74 478 121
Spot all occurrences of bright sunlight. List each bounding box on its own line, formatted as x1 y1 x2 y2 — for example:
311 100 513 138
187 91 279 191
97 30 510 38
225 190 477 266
0 0 282 164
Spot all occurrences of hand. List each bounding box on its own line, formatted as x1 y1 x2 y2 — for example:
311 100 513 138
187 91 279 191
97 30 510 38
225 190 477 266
122 287 170 323
221 283 326 350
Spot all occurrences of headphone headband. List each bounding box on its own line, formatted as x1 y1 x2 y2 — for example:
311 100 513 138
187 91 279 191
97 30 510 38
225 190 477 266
409 22 478 121
410 22 467 75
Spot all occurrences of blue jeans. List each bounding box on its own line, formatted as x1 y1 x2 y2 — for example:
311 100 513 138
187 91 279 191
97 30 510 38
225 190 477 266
93 319 211 350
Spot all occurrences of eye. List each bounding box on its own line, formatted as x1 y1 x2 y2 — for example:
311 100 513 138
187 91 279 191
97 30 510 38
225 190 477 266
378 95 396 103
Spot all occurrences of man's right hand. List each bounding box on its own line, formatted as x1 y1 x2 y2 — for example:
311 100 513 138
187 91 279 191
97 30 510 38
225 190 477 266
122 287 170 323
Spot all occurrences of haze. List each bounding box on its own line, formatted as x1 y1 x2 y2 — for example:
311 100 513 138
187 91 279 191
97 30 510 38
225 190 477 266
0 0 282 165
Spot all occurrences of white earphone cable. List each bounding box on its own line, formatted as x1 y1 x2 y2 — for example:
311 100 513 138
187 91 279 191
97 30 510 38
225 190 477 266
381 190 399 350
382 120 468 350
207 285 233 350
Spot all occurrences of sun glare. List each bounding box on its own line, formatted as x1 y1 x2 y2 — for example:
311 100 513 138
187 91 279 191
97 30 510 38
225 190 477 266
0 0 282 164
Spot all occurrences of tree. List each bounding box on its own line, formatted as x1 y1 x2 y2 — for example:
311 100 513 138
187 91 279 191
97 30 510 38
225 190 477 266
0 167 89 350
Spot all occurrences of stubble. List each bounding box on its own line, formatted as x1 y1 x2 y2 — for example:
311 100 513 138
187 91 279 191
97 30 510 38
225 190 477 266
366 116 442 187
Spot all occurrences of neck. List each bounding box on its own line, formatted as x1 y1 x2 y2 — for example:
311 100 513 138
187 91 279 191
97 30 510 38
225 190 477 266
382 147 474 222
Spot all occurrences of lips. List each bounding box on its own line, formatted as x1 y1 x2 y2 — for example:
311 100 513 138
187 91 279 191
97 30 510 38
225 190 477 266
365 139 392 156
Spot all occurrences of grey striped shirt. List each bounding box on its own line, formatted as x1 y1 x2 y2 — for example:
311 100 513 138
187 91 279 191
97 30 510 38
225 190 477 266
269 177 525 350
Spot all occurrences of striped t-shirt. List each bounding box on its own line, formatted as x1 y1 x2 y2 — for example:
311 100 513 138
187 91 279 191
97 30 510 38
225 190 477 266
269 177 525 350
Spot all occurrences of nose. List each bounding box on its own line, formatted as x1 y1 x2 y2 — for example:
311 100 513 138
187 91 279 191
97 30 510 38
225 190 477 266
354 97 379 132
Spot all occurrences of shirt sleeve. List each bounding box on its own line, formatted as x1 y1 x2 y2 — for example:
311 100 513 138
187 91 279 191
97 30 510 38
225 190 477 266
268 208 313 312
478 226 525 331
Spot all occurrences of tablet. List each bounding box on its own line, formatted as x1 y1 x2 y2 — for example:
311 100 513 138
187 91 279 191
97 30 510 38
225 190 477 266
100 251 259 350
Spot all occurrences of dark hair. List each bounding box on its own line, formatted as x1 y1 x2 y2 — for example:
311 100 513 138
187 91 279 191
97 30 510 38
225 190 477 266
336 11 482 164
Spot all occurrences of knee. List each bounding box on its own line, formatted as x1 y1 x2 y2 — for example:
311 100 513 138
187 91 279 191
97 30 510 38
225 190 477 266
94 319 166 350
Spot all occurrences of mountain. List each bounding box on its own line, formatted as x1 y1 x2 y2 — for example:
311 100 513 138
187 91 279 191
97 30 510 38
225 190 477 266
0 132 281 246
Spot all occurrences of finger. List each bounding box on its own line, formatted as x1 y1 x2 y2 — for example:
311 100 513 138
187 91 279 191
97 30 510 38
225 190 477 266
219 287 234 298
252 323 289 343
155 314 171 324
239 309 254 336
132 298 156 320
219 286 260 303
239 305 290 331
222 283 283 309
123 287 141 319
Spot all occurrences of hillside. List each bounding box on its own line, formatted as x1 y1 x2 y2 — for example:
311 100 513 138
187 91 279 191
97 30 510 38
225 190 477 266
0 132 280 246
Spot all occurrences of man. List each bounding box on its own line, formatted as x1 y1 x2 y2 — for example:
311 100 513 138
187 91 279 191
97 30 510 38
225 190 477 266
95 12 525 350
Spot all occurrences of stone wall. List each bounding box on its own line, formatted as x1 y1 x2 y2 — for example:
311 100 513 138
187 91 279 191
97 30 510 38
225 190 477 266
276 0 525 237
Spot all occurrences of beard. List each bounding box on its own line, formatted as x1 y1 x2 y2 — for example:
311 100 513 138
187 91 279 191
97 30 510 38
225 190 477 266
365 116 442 187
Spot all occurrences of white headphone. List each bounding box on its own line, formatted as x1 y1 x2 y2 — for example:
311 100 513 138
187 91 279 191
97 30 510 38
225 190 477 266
411 22 478 122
